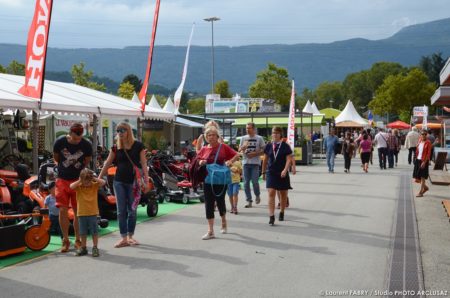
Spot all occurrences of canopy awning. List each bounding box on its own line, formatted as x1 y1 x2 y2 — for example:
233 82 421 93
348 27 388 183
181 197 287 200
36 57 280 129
430 86 450 106
335 120 365 128
415 123 443 129
232 116 324 127
0 74 174 121
386 120 411 130
175 116 204 128
319 108 341 119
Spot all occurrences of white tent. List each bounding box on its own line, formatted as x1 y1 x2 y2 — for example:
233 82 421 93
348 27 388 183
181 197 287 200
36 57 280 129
131 92 141 105
0 74 173 121
335 100 368 126
302 100 314 113
163 96 175 113
148 94 162 110
311 102 321 115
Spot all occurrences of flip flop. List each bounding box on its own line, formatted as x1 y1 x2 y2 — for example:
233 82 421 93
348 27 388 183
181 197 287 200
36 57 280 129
114 240 130 248
416 193 423 197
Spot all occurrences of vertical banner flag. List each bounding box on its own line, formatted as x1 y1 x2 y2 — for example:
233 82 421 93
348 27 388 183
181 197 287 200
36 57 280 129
367 110 373 127
287 80 296 152
422 105 428 130
18 0 54 100
174 23 195 114
138 0 161 111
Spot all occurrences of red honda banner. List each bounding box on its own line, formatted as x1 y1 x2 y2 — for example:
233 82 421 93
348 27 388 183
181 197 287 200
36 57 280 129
18 0 54 100
138 0 161 111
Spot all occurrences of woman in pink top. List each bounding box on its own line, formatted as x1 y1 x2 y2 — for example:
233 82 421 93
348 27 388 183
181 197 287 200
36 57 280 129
359 133 372 173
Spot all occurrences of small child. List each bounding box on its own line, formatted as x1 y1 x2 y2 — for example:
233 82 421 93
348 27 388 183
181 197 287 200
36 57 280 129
70 168 105 257
44 181 61 238
228 156 242 214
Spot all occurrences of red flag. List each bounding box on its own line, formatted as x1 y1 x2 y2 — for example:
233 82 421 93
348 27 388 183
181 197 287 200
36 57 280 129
138 0 161 111
18 0 54 100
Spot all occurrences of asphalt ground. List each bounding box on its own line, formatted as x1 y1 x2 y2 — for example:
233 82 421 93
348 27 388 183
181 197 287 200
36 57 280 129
0 149 449 298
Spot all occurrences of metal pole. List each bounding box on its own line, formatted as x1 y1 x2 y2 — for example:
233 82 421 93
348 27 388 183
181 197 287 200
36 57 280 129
92 114 98 171
211 21 215 94
32 111 39 174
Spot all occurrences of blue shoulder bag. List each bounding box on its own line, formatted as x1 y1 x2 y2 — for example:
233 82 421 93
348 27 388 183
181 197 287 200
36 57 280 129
205 144 232 186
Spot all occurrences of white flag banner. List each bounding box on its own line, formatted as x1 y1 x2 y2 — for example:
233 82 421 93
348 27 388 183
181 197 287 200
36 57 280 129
174 23 195 114
287 80 296 152
422 105 428 130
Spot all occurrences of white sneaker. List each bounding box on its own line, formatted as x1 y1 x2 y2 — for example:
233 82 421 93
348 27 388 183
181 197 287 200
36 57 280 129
202 232 215 240
255 196 261 204
221 227 227 234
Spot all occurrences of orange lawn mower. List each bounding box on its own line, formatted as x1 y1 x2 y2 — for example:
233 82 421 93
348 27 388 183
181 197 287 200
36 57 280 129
0 208 51 257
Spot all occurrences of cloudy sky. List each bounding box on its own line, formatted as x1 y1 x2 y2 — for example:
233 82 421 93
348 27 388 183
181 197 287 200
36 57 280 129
1 0 449 48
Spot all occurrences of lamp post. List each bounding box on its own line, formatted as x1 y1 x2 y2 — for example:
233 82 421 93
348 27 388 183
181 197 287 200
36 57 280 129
329 99 334 108
204 17 220 95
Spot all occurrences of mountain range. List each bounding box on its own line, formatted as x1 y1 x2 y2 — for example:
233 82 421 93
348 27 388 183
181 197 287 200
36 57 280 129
2 18 450 94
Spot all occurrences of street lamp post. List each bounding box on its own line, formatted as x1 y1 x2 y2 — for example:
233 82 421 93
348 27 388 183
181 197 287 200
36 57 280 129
204 17 220 95
329 99 334 108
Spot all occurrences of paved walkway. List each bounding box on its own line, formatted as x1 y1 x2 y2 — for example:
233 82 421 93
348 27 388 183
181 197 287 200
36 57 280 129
0 149 449 298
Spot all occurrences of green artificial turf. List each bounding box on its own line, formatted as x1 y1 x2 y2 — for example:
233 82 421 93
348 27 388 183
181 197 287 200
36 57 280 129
0 202 190 269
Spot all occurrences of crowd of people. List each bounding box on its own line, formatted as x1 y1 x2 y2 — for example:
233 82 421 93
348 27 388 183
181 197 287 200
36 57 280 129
46 120 437 254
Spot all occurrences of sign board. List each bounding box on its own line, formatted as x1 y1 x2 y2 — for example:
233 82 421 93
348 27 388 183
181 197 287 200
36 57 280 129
413 106 428 117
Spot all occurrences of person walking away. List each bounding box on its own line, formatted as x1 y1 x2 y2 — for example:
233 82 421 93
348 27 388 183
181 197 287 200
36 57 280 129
227 156 242 214
262 126 292 225
374 128 388 170
44 181 61 238
197 126 239 240
413 130 432 197
405 127 419 165
70 168 105 257
53 122 92 253
239 122 266 208
99 122 150 248
393 129 401 166
342 132 355 173
323 128 339 173
359 133 372 173
386 129 398 168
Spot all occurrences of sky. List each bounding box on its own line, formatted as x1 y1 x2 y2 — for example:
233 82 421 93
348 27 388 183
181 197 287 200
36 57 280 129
1 0 450 48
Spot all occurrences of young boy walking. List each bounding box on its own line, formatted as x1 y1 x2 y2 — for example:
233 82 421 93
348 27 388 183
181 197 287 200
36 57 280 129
228 157 242 214
70 168 105 257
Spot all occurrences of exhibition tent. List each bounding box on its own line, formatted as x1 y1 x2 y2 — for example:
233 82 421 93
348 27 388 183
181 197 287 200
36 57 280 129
335 100 368 127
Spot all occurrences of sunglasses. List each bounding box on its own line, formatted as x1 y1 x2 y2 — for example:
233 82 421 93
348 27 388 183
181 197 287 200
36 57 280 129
71 129 83 136
116 128 126 133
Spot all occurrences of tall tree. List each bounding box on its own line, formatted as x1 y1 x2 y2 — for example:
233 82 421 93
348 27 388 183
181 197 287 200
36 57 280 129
342 71 371 111
314 81 345 110
296 87 316 110
419 52 446 85
368 68 436 122
71 62 106 91
6 60 25 75
248 63 291 107
117 81 135 99
122 74 142 93
0 64 6 73
213 80 232 98
187 98 205 114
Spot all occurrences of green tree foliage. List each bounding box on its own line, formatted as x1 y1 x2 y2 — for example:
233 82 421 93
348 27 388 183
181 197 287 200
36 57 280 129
368 68 436 122
0 64 6 73
178 91 189 114
6 60 25 75
296 88 316 110
122 74 142 93
213 80 232 98
314 81 345 110
419 52 446 85
187 97 205 114
155 95 167 107
367 62 406 91
248 63 291 106
117 81 135 99
342 71 371 111
71 62 106 91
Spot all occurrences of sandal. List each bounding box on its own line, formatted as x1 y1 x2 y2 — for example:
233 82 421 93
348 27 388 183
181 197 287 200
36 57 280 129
416 193 423 197
114 240 130 248
128 238 140 246
422 186 429 195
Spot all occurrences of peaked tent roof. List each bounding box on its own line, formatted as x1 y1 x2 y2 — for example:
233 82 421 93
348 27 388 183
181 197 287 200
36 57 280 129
163 96 175 113
311 102 321 114
131 92 141 105
335 100 367 125
302 100 314 113
148 95 162 110
0 74 173 121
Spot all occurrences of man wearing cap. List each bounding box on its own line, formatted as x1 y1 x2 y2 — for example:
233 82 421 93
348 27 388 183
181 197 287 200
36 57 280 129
53 122 92 253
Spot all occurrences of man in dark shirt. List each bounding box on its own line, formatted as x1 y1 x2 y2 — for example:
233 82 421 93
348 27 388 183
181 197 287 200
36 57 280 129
53 122 92 253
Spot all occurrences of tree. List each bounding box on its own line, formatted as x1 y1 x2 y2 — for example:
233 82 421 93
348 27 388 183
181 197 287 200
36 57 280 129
187 98 205 114
213 80 232 98
6 60 25 75
71 62 106 91
419 52 446 85
248 63 291 106
296 87 316 110
368 68 436 122
314 81 345 110
122 74 142 93
178 91 189 114
0 64 6 73
367 62 406 92
117 81 135 99
342 71 371 111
